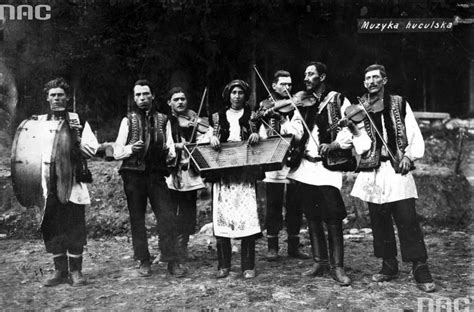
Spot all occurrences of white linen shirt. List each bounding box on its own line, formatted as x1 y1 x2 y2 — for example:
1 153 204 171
113 116 176 164
259 116 291 183
38 113 99 205
350 101 424 204
286 93 371 190
226 108 245 142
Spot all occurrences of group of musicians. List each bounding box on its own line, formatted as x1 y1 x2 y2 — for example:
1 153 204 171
36 61 435 293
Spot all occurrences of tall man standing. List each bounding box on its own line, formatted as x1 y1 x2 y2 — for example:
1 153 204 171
114 80 185 277
166 87 207 261
351 64 435 292
286 62 370 286
258 70 309 261
40 78 99 287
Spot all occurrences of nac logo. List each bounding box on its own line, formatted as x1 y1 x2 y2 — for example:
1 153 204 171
0 4 51 21
417 296 472 312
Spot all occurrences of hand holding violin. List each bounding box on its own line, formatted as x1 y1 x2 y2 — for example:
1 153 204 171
337 118 360 136
177 112 209 134
251 91 317 122
263 107 282 119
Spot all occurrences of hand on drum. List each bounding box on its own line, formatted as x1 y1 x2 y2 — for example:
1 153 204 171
132 140 145 154
69 119 83 132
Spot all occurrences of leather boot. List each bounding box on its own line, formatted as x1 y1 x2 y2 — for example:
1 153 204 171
327 224 351 286
266 235 279 261
178 234 195 261
302 220 329 276
44 254 69 287
372 258 399 282
68 254 86 287
287 235 310 259
167 261 188 278
412 261 435 292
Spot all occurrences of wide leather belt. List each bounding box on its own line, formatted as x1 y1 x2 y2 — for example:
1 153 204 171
380 155 391 162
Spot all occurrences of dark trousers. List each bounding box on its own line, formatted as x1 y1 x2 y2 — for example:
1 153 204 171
368 198 428 262
265 183 302 236
297 183 347 223
122 172 178 262
216 235 256 272
41 194 86 255
170 190 197 236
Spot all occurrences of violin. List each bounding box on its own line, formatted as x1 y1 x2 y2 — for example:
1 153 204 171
252 91 317 121
327 97 384 132
177 110 209 134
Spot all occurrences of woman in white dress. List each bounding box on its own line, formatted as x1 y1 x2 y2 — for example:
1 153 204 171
208 79 262 279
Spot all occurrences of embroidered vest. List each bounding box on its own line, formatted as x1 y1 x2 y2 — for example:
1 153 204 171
119 110 169 174
315 92 357 171
207 106 262 182
210 106 257 142
357 94 408 171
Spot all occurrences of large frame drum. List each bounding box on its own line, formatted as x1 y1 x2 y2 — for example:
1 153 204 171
11 118 74 208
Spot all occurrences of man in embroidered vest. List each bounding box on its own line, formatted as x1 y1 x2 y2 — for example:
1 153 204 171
350 64 435 292
113 80 186 277
257 70 309 261
286 62 370 286
40 78 99 287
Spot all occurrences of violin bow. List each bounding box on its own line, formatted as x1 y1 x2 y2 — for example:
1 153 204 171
253 65 284 138
253 65 278 105
259 117 290 145
357 96 397 163
189 87 208 144
187 87 208 167
283 88 320 151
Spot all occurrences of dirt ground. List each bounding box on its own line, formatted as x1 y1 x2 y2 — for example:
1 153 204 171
0 130 473 310
0 227 472 310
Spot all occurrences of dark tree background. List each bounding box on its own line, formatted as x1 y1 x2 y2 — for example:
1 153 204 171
1 0 471 141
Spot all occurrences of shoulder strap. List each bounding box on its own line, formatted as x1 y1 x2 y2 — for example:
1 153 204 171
318 91 338 114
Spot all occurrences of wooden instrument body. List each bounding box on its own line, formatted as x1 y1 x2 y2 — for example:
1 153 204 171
184 135 293 178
